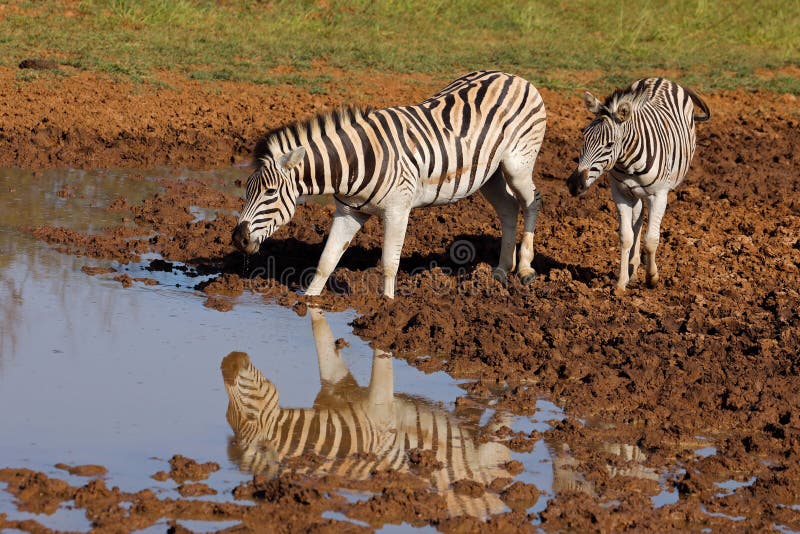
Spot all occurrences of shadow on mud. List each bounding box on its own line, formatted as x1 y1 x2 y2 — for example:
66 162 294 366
202 233 606 294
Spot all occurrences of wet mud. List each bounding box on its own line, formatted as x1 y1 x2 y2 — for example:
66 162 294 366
4 67 800 531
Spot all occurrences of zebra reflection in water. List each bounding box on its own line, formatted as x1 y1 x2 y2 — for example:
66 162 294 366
221 308 513 519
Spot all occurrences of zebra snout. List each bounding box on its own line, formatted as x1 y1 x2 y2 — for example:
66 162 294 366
567 169 589 197
232 222 258 254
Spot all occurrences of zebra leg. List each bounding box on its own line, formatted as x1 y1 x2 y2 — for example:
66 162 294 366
309 308 350 385
611 181 636 294
644 192 669 288
381 206 411 298
516 189 542 285
305 204 371 296
501 159 542 284
366 348 395 428
629 198 644 280
479 170 518 284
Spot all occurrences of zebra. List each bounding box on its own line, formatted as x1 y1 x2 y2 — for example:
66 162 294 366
566 78 709 293
231 71 547 297
221 308 514 519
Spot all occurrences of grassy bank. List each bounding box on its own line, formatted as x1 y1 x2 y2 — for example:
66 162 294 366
1 0 798 92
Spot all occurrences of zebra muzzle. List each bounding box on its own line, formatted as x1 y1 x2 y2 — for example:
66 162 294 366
567 169 589 197
232 222 259 254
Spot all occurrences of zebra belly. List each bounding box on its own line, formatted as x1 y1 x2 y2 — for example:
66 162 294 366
413 161 500 207
611 170 673 199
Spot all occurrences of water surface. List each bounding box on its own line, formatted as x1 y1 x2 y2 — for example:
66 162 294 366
0 169 665 530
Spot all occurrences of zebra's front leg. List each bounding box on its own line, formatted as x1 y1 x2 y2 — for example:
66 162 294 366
644 192 669 288
309 307 350 385
380 207 411 298
305 205 371 296
366 348 395 428
629 198 644 281
612 184 637 294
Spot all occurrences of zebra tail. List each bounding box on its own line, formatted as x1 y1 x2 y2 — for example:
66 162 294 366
685 87 710 122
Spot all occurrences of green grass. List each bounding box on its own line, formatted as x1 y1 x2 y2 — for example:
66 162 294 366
2 0 799 92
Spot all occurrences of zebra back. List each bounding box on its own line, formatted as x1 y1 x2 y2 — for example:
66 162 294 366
246 71 545 207
602 78 706 186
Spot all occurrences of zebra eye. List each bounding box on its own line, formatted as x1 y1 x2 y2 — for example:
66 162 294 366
265 188 277 196
605 142 614 148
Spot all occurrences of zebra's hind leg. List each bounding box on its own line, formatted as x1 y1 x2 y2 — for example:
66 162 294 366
644 192 669 288
500 160 541 285
629 198 644 281
305 204 371 296
479 170 518 284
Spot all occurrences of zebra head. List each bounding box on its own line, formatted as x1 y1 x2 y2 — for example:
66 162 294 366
221 351 287 476
567 91 632 197
232 146 306 254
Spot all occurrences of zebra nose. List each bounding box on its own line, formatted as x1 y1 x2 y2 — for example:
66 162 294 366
567 169 589 197
232 222 252 251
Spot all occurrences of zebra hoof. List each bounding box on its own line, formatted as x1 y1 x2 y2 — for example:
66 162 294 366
613 284 627 296
646 273 660 288
519 270 537 285
492 268 508 285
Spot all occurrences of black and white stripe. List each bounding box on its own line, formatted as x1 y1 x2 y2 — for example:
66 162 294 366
567 77 709 292
221 328 513 518
233 71 547 297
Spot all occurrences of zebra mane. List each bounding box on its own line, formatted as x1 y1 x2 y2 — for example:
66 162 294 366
600 78 664 117
253 105 373 163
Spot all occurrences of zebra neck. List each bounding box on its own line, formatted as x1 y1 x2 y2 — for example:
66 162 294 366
616 123 639 168
291 126 366 198
295 169 333 197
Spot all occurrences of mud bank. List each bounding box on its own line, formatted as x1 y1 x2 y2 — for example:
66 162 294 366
7 68 800 531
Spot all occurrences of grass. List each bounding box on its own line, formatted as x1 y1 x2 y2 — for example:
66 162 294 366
1 0 798 92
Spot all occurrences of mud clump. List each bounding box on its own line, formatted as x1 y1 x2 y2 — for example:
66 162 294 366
199 272 245 297
501 481 540 511
203 296 235 312
177 482 217 497
113 274 133 287
452 479 485 497
346 486 450 528
54 463 108 477
407 448 444 477
151 455 220 483
81 265 116 276
30 225 146 263
0 468 75 514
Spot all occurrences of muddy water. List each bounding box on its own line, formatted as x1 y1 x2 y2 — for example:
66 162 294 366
0 171 520 530
0 169 678 531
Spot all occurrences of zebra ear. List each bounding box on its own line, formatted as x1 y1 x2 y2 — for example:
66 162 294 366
614 102 632 123
584 91 602 114
279 146 306 170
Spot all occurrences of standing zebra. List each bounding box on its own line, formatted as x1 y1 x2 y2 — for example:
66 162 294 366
566 78 709 293
232 71 547 297
221 308 514 519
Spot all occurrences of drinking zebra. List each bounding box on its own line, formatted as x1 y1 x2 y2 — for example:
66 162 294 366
221 308 514 519
232 71 547 297
566 78 709 292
